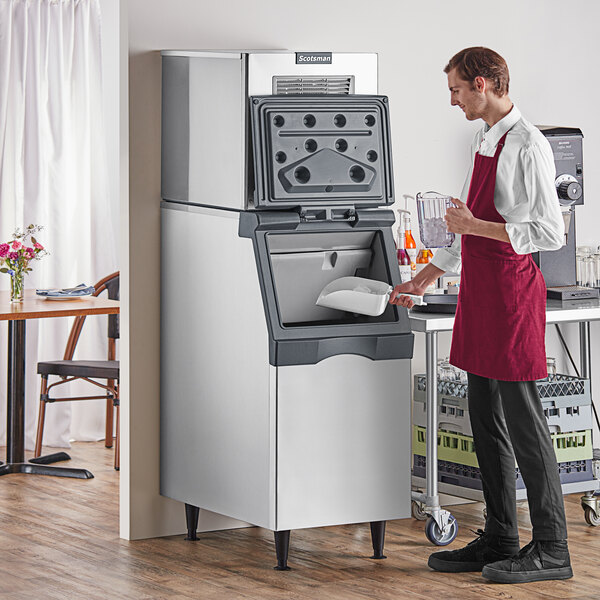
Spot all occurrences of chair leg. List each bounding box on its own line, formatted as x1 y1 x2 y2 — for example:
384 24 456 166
106 339 116 449
34 376 49 458
114 403 120 471
105 383 114 448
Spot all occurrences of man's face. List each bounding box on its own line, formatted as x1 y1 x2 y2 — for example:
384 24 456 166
447 68 485 121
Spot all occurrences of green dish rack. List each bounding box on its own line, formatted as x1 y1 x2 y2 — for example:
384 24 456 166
413 425 593 468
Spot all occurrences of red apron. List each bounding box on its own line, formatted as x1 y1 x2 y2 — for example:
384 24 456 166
449 131 547 381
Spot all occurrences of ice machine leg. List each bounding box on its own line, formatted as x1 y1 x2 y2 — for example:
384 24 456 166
370 521 387 559
184 503 200 541
273 530 291 571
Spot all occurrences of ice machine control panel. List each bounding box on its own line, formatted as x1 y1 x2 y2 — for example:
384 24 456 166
250 95 394 209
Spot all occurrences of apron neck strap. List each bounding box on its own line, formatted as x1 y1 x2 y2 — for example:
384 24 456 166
494 131 510 158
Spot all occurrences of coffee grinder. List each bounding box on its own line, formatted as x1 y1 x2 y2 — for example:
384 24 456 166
534 126 598 300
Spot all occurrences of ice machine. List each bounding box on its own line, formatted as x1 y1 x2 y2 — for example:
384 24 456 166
160 51 414 569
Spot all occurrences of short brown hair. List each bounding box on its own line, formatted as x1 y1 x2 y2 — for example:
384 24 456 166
444 47 510 97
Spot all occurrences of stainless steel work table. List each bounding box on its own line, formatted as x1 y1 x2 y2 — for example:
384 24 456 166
409 299 600 544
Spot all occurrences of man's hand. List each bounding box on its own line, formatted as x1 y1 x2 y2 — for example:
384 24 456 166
445 198 511 243
389 263 445 309
445 198 478 234
389 280 426 309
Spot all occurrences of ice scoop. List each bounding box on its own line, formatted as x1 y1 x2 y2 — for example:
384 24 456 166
316 276 426 317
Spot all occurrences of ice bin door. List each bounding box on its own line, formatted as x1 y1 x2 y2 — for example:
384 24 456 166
268 230 395 326
239 212 414 366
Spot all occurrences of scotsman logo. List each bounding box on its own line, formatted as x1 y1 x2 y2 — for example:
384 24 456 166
295 52 332 64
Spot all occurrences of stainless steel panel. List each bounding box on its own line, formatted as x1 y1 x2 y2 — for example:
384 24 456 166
273 75 354 95
161 54 248 210
409 301 600 332
276 355 411 530
188 57 246 209
248 53 378 95
161 57 190 203
161 205 276 529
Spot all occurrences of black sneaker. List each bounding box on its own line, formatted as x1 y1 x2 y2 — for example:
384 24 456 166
428 529 520 573
482 540 573 583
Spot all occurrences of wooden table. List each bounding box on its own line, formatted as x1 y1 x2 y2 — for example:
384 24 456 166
0 290 120 479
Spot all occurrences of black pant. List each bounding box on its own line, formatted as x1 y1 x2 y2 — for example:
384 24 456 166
467 373 568 541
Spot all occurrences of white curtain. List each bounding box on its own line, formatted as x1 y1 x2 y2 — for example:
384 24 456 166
0 0 117 450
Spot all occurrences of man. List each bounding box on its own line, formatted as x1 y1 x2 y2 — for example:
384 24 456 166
391 47 571 584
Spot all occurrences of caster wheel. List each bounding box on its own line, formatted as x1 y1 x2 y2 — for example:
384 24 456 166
584 506 600 527
411 500 428 521
425 515 458 546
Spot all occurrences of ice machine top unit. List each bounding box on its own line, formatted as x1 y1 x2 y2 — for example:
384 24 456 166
160 51 379 211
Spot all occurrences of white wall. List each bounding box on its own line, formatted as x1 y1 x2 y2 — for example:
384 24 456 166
126 0 600 539
99 0 121 241
97 0 130 533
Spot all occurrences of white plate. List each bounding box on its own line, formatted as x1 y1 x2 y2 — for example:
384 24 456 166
40 295 89 301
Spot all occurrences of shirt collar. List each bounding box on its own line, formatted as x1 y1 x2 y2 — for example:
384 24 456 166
482 104 521 148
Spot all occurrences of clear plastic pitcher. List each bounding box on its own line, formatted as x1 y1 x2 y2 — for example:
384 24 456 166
416 191 455 248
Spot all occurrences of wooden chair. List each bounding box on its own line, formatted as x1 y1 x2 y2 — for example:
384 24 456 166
34 272 120 469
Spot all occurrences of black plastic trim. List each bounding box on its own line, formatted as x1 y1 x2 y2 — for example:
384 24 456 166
537 126 583 137
272 334 414 366
250 95 395 209
162 199 243 213
239 209 414 366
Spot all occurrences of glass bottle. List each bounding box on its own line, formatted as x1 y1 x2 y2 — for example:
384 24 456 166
404 216 417 278
416 249 429 275
416 249 436 292
398 248 411 284
397 221 411 284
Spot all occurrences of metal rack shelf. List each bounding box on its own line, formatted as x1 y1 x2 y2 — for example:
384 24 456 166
409 299 600 545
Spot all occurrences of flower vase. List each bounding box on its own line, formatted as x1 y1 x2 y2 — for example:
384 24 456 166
10 272 24 303
1 226 47 299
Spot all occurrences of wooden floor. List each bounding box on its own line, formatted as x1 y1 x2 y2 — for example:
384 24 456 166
0 442 599 600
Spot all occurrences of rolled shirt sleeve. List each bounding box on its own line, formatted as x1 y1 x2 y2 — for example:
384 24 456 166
430 233 462 273
504 142 565 254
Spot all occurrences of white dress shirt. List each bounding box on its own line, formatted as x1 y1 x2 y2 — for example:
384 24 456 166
431 105 565 274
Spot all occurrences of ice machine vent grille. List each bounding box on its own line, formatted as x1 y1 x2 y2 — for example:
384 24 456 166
273 76 354 95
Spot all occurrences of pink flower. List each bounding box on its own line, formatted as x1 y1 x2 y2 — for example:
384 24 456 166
27 247 35 258
0 243 9 258
11 241 21 250
34 243 43 250
8 252 19 260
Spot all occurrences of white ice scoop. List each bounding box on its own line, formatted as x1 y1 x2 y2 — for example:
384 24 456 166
316 276 426 317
